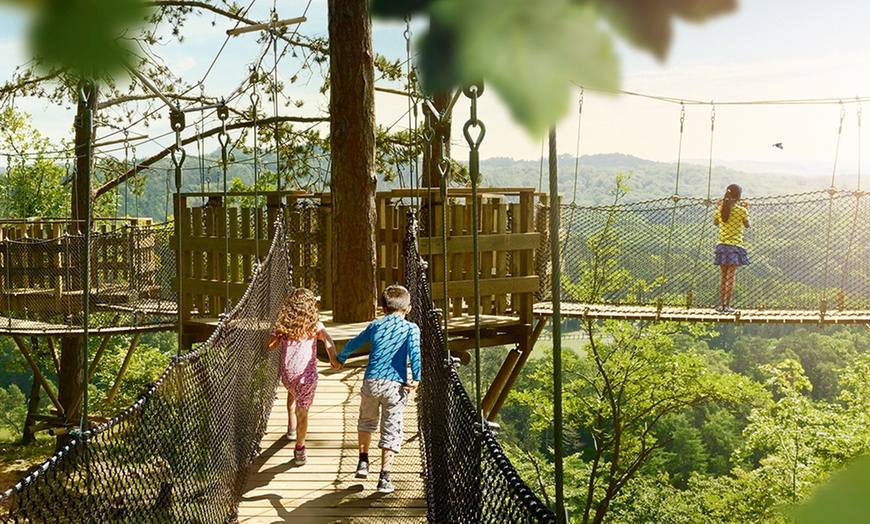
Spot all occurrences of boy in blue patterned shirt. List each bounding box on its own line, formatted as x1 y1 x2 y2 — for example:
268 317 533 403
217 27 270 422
335 285 421 493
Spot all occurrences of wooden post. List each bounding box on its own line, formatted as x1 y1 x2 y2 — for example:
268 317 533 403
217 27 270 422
482 346 521 415
12 335 64 415
107 332 142 405
320 192 333 310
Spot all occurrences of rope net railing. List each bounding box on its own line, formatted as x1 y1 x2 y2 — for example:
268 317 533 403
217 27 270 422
404 211 556 524
0 223 177 332
0 220 290 523
548 189 870 314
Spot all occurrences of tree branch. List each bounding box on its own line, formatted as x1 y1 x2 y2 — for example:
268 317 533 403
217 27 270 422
94 114 327 197
524 449 553 510
145 1 327 53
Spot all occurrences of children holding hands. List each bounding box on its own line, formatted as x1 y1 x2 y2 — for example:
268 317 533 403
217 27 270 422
269 284 421 495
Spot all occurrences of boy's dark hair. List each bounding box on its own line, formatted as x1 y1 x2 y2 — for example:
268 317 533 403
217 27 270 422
381 285 411 313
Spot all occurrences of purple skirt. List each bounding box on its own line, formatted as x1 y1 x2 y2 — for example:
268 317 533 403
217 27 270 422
714 244 750 266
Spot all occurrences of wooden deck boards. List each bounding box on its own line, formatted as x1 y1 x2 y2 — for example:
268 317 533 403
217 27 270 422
0 315 176 335
237 360 427 523
534 302 870 324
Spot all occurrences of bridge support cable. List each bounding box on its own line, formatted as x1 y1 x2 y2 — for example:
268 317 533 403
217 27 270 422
840 103 863 303
659 103 685 311
463 83 486 422
822 103 846 315
688 105 717 307
549 125 567 524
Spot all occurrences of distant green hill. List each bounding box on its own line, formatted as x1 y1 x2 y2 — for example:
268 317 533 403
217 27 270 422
477 153 849 206
121 151 853 221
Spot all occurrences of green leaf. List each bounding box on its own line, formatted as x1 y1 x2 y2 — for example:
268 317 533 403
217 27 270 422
27 0 151 79
428 0 619 136
788 456 870 524
370 0 433 18
588 0 737 60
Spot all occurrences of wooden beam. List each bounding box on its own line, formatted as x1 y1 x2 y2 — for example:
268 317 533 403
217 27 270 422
88 335 113 381
419 232 540 255
46 336 60 376
175 278 248 299
487 324 533 420
482 347 522 415
529 315 549 348
430 276 539 301
171 234 273 257
66 334 115 418
107 332 142 405
11 335 64 415
447 333 521 352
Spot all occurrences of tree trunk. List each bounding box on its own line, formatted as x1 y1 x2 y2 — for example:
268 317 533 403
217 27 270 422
57 335 85 450
20 374 41 445
57 82 96 449
328 0 378 323
72 82 96 234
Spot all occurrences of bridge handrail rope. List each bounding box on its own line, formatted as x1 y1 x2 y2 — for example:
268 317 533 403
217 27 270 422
0 220 289 523
404 210 556 524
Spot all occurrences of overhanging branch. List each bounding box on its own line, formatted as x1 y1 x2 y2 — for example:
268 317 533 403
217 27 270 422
94 114 327 197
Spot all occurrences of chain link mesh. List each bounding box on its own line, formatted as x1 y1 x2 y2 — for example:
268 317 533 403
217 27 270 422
1 206 555 523
404 211 556 524
551 190 870 312
0 220 290 523
0 224 177 333
281 200 327 297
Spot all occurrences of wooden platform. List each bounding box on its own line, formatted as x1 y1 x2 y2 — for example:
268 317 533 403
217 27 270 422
237 359 427 523
534 302 870 324
0 315 176 335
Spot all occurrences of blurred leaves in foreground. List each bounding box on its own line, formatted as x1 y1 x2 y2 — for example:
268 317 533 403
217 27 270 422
788 455 870 524
373 0 737 135
1 0 150 79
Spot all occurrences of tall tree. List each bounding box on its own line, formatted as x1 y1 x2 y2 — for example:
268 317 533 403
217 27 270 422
512 321 764 523
328 0 378 322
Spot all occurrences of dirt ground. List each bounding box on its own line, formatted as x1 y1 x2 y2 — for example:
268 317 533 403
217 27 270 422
0 439 54 493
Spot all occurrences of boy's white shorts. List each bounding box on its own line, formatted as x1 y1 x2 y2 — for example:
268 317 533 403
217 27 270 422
358 378 408 453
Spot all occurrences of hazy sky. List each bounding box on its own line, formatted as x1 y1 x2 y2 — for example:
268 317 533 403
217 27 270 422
1 1 869 176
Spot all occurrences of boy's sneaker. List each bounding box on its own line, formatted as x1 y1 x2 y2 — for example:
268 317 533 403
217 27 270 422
287 427 297 440
377 472 394 494
722 306 735 313
356 459 369 479
294 446 307 465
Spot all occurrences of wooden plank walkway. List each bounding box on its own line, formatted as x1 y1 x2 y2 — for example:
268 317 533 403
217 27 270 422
534 302 870 324
237 359 428 523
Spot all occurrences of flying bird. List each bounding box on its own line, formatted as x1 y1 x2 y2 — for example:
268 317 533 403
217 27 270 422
773 142 784 149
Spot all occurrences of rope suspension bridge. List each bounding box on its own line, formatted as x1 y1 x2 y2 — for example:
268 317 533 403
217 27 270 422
533 90 870 325
537 188 870 323
0 213 556 523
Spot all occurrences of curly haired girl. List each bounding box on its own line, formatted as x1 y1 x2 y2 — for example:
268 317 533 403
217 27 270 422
268 288 339 465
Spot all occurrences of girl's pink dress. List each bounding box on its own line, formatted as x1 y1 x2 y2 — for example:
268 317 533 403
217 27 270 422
277 321 324 409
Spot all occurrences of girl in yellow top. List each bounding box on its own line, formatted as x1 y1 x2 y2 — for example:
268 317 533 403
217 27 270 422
713 184 750 313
